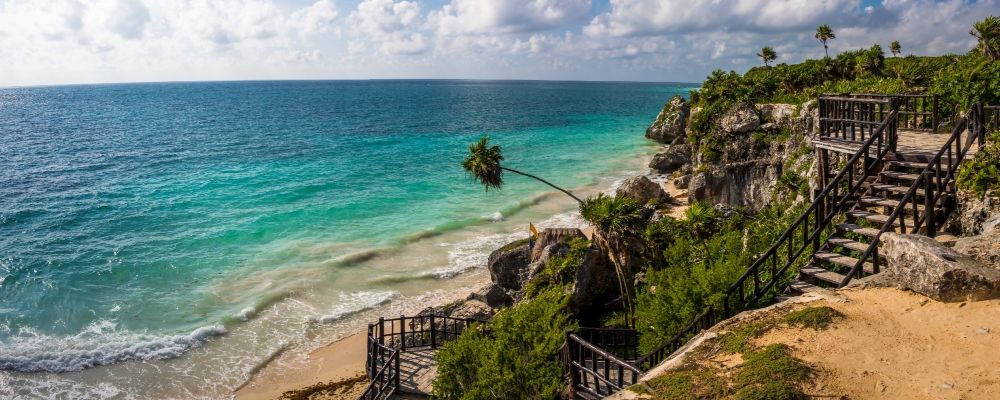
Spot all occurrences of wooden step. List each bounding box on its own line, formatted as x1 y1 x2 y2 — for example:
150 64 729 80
786 280 823 295
836 223 880 238
888 160 932 170
813 251 875 274
868 183 926 197
879 171 921 182
827 237 871 252
847 210 899 226
858 196 925 210
800 265 847 286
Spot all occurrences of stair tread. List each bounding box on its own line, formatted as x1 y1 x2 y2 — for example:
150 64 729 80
786 280 823 295
827 237 871 252
814 251 876 274
879 171 921 181
800 265 847 286
837 223 880 238
847 210 900 226
859 196 925 210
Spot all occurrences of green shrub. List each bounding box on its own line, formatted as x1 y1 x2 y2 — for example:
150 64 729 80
635 203 803 352
733 344 809 400
432 286 576 399
957 130 1000 195
524 238 589 298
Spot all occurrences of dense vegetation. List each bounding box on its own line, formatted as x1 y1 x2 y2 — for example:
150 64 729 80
443 17 1000 399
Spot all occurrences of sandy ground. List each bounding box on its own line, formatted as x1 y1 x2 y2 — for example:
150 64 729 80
761 287 1000 399
234 332 369 400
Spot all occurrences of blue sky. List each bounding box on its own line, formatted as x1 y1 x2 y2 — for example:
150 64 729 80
0 0 995 87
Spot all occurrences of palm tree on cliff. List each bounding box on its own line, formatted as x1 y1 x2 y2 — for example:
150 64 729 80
757 46 777 67
971 16 1000 60
462 135 583 203
815 24 836 58
889 41 901 57
580 193 647 328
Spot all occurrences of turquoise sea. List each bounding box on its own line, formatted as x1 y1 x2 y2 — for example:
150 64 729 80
0 80 692 398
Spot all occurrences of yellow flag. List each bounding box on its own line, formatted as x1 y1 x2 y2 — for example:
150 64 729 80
529 222 539 238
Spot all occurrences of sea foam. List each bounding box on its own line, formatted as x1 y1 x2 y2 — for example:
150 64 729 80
316 291 396 323
0 320 226 373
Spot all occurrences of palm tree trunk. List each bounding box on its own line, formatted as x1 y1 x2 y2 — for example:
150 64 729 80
824 44 829 58
501 167 583 204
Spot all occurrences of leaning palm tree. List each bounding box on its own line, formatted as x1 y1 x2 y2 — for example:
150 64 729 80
815 24 836 58
971 16 1000 60
580 193 648 328
757 46 777 67
462 135 582 203
889 41 901 57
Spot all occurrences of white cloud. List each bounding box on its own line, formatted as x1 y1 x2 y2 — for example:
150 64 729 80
429 0 590 35
345 0 428 55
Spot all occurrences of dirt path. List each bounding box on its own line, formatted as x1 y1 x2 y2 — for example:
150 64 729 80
759 287 1000 399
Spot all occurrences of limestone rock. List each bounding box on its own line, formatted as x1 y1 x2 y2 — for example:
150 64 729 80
674 174 692 190
615 175 671 206
945 191 1000 236
719 103 760 134
953 230 1000 268
756 103 796 125
883 233 1000 302
449 299 494 321
646 96 690 144
487 240 531 292
531 228 585 262
648 144 691 173
569 244 620 321
467 283 514 308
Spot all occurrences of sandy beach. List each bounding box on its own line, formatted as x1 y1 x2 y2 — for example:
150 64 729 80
235 332 369 400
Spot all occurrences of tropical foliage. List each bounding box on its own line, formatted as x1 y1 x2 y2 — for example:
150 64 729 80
815 24 836 58
432 286 576 400
757 46 777 67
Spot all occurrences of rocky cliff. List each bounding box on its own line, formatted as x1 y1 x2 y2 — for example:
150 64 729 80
647 98 817 211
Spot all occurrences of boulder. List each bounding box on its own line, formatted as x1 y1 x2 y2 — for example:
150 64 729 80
945 190 1000 236
883 233 1000 302
719 103 760 134
531 228 586 262
467 283 514 308
449 299 494 321
646 96 690 144
615 176 671 206
648 144 691 173
953 230 1000 268
569 244 620 321
674 174 691 190
756 103 796 125
487 240 531 292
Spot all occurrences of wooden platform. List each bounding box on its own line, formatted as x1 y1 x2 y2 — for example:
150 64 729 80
814 129 980 162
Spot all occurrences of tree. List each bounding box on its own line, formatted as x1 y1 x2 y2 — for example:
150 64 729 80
462 135 582 203
890 41 901 57
815 24 836 58
757 46 777 67
971 16 1000 60
579 193 648 328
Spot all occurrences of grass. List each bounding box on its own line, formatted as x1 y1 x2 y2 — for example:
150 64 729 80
645 368 726 399
734 344 810 400
784 306 841 330
718 322 771 354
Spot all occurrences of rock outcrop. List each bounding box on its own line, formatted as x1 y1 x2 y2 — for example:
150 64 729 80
719 103 760 134
487 240 532 293
946 191 1000 236
531 228 586 262
646 96 690 144
882 233 1000 302
615 175 671 206
569 244 620 323
648 144 691 173
954 229 1000 267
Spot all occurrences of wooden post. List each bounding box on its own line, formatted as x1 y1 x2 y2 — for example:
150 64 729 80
394 349 401 394
399 315 406 351
924 171 936 237
430 314 437 349
932 95 939 133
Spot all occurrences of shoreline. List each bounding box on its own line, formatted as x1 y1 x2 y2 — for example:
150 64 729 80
233 148 688 399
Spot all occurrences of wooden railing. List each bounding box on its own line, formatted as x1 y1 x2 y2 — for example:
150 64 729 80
818 96 897 147
360 314 484 399
848 93 941 132
845 103 990 282
561 104 903 395
563 332 642 399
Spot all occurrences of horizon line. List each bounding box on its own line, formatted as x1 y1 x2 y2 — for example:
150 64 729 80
0 77 702 90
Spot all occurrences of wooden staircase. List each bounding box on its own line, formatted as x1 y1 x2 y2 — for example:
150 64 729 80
562 96 995 399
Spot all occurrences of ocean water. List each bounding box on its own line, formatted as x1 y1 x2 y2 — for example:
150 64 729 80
0 80 692 398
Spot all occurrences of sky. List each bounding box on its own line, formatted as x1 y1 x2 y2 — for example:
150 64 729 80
0 0 996 87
